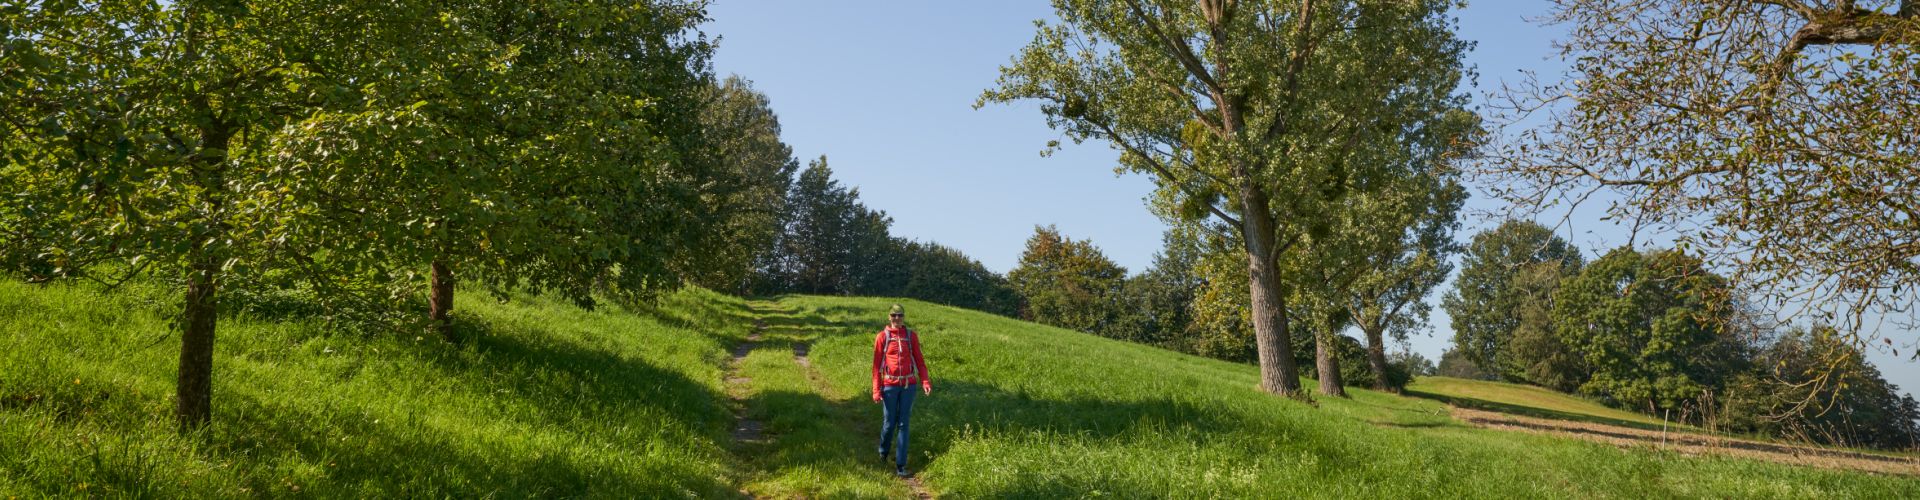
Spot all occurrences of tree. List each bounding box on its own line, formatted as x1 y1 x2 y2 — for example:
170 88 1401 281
1 0 716 429
1727 326 1920 450
271 0 717 339
1113 227 1207 348
1435 347 1495 380
900 241 1023 317
1288 283 1354 396
1 0 451 429
779 157 858 294
1503 262 1587 392
1554 247 1746 415
1389 348 1437 378
1007 225 1129 335
845 210 909 296
1481 0 1920 355
1441 220 1584 382
982 0 1476 396
1326 175 1465 393
1181 235 1260 363
752 157 1020 313
687 76 799 295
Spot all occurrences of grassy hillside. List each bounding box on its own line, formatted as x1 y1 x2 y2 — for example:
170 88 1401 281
0 280 751 497
787 296 1917 498
2 282 1915 497
1407 376 1691 431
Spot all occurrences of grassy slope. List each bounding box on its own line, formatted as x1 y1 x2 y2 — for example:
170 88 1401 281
0 280 751 497
791 295 1919 498
3 281 1915 498
1407 376 1692 431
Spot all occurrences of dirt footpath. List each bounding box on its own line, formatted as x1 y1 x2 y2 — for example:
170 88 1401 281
1451 407 1920 476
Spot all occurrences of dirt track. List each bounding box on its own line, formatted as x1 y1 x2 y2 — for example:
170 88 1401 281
1451 407 1920 476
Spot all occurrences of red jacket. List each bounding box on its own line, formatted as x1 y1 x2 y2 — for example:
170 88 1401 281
871 325 930 397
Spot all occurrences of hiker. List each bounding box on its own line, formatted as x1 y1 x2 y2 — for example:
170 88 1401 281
872 303 932 478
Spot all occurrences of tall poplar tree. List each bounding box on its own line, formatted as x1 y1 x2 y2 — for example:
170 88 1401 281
983 0 1475 395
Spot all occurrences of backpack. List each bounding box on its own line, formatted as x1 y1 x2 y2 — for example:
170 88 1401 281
880 328 919 384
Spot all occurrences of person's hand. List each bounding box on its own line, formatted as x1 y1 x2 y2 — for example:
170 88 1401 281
872 392 882 403
922 383 932 395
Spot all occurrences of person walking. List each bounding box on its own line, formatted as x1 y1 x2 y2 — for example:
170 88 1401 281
872 303 931 477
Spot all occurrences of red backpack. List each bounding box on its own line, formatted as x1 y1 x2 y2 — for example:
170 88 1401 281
880 328 919 384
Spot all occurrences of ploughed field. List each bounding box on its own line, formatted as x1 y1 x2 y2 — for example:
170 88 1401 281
1 281 1914 497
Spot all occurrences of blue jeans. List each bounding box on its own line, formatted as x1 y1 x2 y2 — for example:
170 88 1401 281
879 384 917 468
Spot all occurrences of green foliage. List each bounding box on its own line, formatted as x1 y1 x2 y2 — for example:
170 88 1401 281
1436 347 1496 381
1315 156 1466 386
1006 225 1128 335
1 0 720 426
685 76 800 294
1390 349 1437 377
1108 228 1206 348
1484 0 1920 352
896 241 1022 317
749 158 1019 316
1442 220 1584 382
1719 326 1920 451
1180 234 1260 363
1554 247 1744 415
1502 262 1587 392
274 0 718 306
770 157 866 295
983 0 1481 394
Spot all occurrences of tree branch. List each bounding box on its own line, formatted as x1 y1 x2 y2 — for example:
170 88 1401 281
1085 118 1243 228
1120 0 1225 95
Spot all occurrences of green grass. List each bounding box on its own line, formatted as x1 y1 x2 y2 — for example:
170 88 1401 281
1406 376 1697 432
3 282 1915 498
789 295 1918 498
729 300 904 498
0 280 750 497
1408 373 1920 460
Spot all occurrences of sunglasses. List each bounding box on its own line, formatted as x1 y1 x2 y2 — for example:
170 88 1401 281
889 314 904 318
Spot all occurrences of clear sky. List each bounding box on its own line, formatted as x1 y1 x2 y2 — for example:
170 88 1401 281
702 0 1916 397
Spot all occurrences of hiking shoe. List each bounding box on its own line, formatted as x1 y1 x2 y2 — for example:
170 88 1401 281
894 465 910 478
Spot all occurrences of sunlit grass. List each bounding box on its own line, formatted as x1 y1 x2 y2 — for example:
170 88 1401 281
1407 376 1690 430
3 281 1913 498
0 280 747 497
791 295 1919 498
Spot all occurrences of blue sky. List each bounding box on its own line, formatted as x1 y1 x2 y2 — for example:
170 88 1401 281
702 0 1916 396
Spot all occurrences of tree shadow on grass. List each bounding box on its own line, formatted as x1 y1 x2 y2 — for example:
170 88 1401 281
756 309 874 332
897 379 1377 498
909 379 1249 450
622 293 760 344
1404 389 1682 434
186 310 745 496
201 388 742 498
391 317 734 436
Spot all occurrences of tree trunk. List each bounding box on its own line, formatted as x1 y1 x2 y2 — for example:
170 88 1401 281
176 116 231 432
175 254 219 430
1315 327 1347 397
1363 324 1394 393
429 259 456 342
1242 193 1301 396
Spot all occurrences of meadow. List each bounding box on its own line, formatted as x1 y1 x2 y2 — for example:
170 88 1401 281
2 281 1915 497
